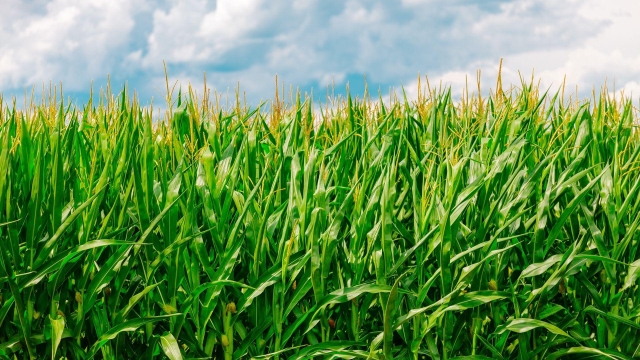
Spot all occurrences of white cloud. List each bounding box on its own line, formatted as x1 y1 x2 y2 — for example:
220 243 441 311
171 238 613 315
1 0 639 107
0 0 144 90
398 0 640 103
618 81 640 100
400 0 432 6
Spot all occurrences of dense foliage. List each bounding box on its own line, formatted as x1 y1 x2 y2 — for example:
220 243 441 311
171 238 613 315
0 78 639 359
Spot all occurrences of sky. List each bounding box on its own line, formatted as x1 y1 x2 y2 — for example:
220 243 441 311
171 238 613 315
1 0 639 108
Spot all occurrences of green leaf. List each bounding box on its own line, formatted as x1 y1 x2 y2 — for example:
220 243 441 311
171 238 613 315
582 305 640 331
496 318 574 339
384 275 402 359
546 346 633 360
86 314 180 359
444 291 509 311
519 254 563 279
282 283 392 346
622 258 640 291
116 282 162 321
33 185 107 268
160 332 183 360
50 314 65 359
290 341 365 360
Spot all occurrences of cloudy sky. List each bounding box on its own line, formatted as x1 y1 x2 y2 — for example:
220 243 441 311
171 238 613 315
1 0 639 107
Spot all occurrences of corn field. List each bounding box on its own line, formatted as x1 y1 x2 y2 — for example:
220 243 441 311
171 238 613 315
0 77 639 359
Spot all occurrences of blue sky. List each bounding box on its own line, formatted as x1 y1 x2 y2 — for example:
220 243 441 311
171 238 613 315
1 0 639 108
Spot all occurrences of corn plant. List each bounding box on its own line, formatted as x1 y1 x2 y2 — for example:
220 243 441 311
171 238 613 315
0 76 638 360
